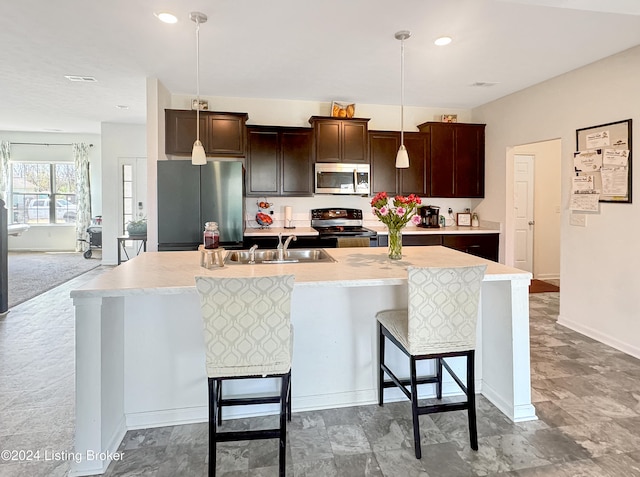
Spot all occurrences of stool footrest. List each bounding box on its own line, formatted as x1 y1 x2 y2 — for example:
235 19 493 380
417 401 469 415
216 428 282 442
220 395 281 407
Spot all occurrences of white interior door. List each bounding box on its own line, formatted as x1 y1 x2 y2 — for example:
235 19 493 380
514 155 534 273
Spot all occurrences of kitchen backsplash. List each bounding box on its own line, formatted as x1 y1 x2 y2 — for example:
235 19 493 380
244 196 483 229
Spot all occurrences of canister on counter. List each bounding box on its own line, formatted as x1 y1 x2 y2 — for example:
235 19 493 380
203 222 219 249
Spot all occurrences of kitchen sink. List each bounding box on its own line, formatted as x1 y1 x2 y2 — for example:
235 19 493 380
225 248 336 265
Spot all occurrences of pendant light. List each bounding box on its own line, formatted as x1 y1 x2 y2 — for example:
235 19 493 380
395 30 411 169
191 12 207 165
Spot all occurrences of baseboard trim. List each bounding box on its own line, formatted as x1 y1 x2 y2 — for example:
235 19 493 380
558 314 640 359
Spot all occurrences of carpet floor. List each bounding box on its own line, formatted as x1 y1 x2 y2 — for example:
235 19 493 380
7 251 101 308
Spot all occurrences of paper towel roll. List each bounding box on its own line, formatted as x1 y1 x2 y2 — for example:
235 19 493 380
284 206 292 222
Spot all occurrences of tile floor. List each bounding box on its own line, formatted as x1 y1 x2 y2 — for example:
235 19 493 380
1 271 640 476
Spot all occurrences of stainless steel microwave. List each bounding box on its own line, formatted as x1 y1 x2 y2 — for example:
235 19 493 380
314 163 370 195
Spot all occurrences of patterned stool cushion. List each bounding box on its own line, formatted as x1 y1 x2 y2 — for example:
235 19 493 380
195 275 295 377
377 265 486 355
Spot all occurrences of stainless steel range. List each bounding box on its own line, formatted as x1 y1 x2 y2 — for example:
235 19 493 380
311 208 377 246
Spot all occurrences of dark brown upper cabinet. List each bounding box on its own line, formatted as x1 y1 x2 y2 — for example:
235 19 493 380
309 116 370 163
417 122 485 198
369 131 430 196
246 126 313 197
165 109 248 157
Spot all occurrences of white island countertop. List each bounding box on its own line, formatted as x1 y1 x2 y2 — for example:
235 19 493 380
71 246 527 299
70 245 534 476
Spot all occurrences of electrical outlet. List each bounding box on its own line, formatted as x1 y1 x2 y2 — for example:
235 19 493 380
570 214 586 227
448 208 453 214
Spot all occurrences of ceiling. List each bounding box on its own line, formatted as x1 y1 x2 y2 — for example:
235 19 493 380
1 0 640 134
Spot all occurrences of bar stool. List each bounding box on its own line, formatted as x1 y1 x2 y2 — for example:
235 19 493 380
195 274 295 477
376 265 486 459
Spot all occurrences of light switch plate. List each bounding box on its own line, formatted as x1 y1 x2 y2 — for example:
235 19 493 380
570 214 586 227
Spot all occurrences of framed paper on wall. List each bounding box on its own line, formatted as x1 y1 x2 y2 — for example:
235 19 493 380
575 119 632 204
457 212 472 226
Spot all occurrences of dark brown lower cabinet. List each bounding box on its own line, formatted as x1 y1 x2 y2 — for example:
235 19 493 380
441 234 498 262
378 233 498 262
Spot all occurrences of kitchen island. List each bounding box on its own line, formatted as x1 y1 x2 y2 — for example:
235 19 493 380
70 246 534 476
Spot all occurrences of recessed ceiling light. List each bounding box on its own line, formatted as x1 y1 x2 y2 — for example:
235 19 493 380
434 36 452 46
64 75 97 82
116 105 129 110
155 12 178 24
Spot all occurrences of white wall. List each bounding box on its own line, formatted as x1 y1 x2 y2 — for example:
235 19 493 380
1 131 101 251
473 45 640 358
101 123 146 265
513 140 561 280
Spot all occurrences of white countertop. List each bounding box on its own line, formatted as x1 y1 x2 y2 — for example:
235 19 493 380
243 226 318 237
366 225 499 235
243 225 499 237
71 246 529 299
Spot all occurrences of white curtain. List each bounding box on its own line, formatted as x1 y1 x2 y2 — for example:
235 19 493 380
73 143 91 252
0 141 9 206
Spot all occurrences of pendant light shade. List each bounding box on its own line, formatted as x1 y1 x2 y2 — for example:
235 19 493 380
395 30 411 169
395 144 409 168
190 12 208 165
192 140 207 165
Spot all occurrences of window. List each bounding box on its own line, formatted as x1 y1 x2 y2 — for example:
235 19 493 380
11 162 77 224
122 164 133 233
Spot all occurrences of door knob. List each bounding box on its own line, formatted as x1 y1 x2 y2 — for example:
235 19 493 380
528 221 535 226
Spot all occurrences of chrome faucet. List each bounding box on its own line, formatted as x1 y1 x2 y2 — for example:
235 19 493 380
277 233 296 261
248 244 258 264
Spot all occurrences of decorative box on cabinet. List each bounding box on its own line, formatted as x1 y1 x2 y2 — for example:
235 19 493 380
309 116 370 163
246 126 313 197
417 121 485 198
165 109 248 157
369 131 429 196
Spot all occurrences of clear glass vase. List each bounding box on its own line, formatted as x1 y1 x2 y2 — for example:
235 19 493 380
387 226 403 260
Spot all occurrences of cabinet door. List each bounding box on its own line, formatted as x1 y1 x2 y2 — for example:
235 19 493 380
454 124 485 197
281 129 313 196
342 121 368 163
400 132 429 196
157 161 201 245
369 132 399 195
207 114 246 156
315 120 341 162
429 124 456 197
442 234 498 262
246 128 279 196
165 110 207 155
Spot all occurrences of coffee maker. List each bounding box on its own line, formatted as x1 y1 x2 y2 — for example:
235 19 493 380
418 205 440 228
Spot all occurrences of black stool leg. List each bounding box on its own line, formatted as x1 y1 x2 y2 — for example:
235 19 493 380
208 378 218 477
467 351 478 451
436 357 443 399
287 377 292 422
409 356 422 459
279 372 291 477
378 322 385 406
217 380 223 425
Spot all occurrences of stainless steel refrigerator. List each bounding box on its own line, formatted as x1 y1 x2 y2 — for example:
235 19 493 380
157 160 244 251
